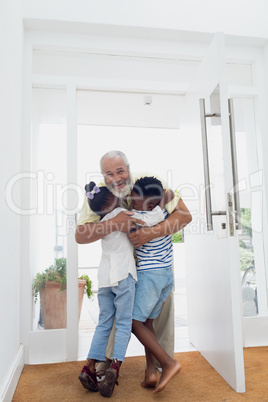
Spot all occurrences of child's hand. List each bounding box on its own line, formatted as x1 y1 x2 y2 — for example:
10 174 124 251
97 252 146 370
112 211 145 233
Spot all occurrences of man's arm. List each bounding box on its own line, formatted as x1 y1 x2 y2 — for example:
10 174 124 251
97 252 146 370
75 210 145 244
128 197 192 247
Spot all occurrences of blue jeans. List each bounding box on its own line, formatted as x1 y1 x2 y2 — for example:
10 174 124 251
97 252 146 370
87 274 135 362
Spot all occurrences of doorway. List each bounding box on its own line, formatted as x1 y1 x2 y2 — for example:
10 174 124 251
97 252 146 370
75 88 196 358
76 124 196 359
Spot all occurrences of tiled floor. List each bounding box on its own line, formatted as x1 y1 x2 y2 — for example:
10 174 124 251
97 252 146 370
78 289 196 361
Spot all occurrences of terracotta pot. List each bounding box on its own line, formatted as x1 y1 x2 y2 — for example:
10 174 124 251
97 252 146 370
40 279 86 330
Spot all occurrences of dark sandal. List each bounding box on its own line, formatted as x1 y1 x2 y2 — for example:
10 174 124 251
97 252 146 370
78 365 98 392
99 361 119 398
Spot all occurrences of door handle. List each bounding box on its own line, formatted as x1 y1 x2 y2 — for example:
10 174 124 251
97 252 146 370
199 98 226 231
228 99 241 230
200 97 241 233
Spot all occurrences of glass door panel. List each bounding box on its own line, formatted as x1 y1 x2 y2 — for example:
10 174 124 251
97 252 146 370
32 88 67 330
232 98 266 316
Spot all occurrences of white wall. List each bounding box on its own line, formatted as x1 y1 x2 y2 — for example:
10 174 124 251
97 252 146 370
23 0 268 40
260 44 268 300
0 0 24 399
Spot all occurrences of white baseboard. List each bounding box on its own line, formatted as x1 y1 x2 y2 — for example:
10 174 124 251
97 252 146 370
0 344 24 402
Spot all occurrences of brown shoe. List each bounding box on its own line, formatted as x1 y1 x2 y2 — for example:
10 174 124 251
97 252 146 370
78 365 98 392
99 360 119 398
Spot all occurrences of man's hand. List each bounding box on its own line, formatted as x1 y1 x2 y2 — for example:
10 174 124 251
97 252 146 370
128 226 156 247
159 189 175 209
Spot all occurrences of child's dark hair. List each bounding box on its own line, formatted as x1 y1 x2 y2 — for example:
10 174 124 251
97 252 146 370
85 181 113 216
132 176 163 199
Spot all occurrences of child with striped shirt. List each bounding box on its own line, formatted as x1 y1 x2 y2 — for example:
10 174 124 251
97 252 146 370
130 177 181 394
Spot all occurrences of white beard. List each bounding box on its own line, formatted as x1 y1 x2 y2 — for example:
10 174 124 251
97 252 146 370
107 178 133 199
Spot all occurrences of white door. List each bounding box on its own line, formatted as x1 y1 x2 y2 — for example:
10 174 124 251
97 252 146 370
184 33 245 392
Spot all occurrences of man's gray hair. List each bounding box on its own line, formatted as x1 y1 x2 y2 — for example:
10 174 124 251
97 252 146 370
100 150 130 171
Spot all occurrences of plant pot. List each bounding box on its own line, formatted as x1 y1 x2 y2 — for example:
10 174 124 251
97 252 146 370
39 279 86 329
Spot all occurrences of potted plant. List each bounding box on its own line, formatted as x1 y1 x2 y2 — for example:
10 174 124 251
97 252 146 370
33 257 93 330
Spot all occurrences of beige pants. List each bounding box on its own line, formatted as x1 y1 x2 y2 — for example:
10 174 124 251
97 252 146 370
105 290 174 361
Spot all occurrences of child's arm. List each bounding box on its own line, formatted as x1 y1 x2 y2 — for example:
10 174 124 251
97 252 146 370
76 208 145 244
132 206 165 227
159 189 175 209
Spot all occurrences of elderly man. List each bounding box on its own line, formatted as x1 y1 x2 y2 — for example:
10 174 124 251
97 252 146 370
75 150 192 382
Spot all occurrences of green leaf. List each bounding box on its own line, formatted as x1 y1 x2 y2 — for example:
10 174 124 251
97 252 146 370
33 258 93 303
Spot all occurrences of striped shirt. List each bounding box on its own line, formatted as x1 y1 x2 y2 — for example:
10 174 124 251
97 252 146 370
134 210 173 271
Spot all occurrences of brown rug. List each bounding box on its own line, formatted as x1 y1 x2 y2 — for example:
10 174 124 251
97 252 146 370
13 347 268 401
